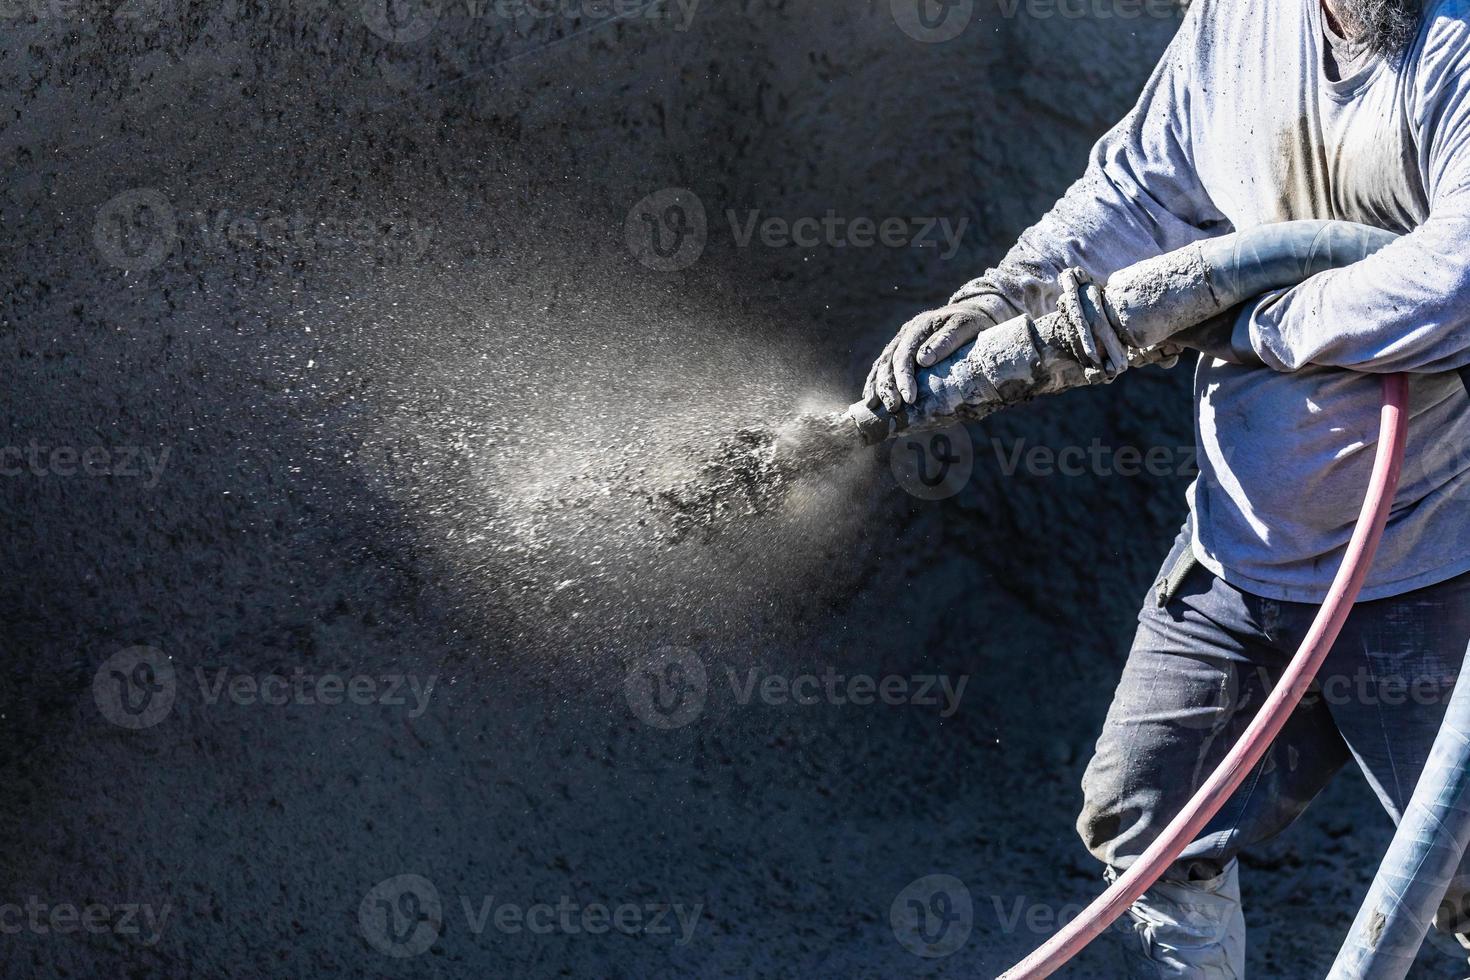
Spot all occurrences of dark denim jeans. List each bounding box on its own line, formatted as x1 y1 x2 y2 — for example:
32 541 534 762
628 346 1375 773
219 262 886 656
1079 519 1470 932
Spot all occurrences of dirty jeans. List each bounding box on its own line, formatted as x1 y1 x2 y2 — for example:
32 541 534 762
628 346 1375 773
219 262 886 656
1078 519 1470 976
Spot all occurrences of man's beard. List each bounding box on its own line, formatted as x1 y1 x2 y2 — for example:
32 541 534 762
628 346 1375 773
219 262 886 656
1333 0 1423 58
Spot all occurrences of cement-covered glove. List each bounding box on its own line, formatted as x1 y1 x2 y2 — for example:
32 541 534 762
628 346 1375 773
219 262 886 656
863 292 1016 413
854 267 1179 443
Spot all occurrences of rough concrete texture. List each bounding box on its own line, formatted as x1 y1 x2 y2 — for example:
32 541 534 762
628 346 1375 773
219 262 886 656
0 1 1445 976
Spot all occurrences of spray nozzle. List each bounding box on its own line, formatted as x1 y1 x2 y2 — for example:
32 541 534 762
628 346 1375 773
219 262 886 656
844 395 910 447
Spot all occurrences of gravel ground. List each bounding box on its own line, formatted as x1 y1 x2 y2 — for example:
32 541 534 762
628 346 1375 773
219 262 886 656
0 1 1454 976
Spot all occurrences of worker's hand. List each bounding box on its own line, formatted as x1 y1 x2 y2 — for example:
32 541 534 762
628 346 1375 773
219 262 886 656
863 298 1007 412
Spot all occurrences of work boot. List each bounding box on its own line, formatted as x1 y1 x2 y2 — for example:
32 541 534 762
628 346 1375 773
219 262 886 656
1109 859 1246 979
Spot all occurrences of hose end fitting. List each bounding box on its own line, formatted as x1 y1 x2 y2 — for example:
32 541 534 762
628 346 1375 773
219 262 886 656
845 395 908 446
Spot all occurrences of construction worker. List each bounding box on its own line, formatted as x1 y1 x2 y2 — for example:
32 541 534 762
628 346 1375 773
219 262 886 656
866 0 1470 973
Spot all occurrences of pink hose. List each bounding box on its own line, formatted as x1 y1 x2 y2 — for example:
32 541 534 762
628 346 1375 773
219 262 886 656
1000 372 1411 979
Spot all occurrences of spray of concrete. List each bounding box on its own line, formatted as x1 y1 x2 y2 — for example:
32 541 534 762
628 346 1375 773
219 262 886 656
653 410 860 543
338 263 888 667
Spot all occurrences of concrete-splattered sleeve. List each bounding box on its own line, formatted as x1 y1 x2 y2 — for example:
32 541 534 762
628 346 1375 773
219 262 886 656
1243 10 1470 374
949 0 1229 320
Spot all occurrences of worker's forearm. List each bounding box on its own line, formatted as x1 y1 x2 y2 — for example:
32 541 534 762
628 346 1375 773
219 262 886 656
951 164 1221 322
950 0 1225 320
1241 216 1470 375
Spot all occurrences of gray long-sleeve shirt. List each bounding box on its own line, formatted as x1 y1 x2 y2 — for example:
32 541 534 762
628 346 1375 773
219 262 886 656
952 0 1470 602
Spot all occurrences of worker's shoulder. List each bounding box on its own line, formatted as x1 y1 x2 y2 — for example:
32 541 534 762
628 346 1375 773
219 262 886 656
1425 0 1470 21
1422 0 1470 36
1413 1 1470 98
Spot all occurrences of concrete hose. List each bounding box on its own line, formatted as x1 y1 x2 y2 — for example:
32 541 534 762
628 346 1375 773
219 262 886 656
1328 670 1470 977
845 220 1399 445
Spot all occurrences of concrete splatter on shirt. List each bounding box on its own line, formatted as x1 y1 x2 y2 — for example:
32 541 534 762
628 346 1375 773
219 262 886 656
951 0 1470 602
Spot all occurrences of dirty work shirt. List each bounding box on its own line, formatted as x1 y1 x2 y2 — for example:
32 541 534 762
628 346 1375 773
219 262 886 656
952 0 1470 602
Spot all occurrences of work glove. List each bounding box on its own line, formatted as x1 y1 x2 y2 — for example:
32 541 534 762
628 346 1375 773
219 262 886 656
863 292 1017 413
